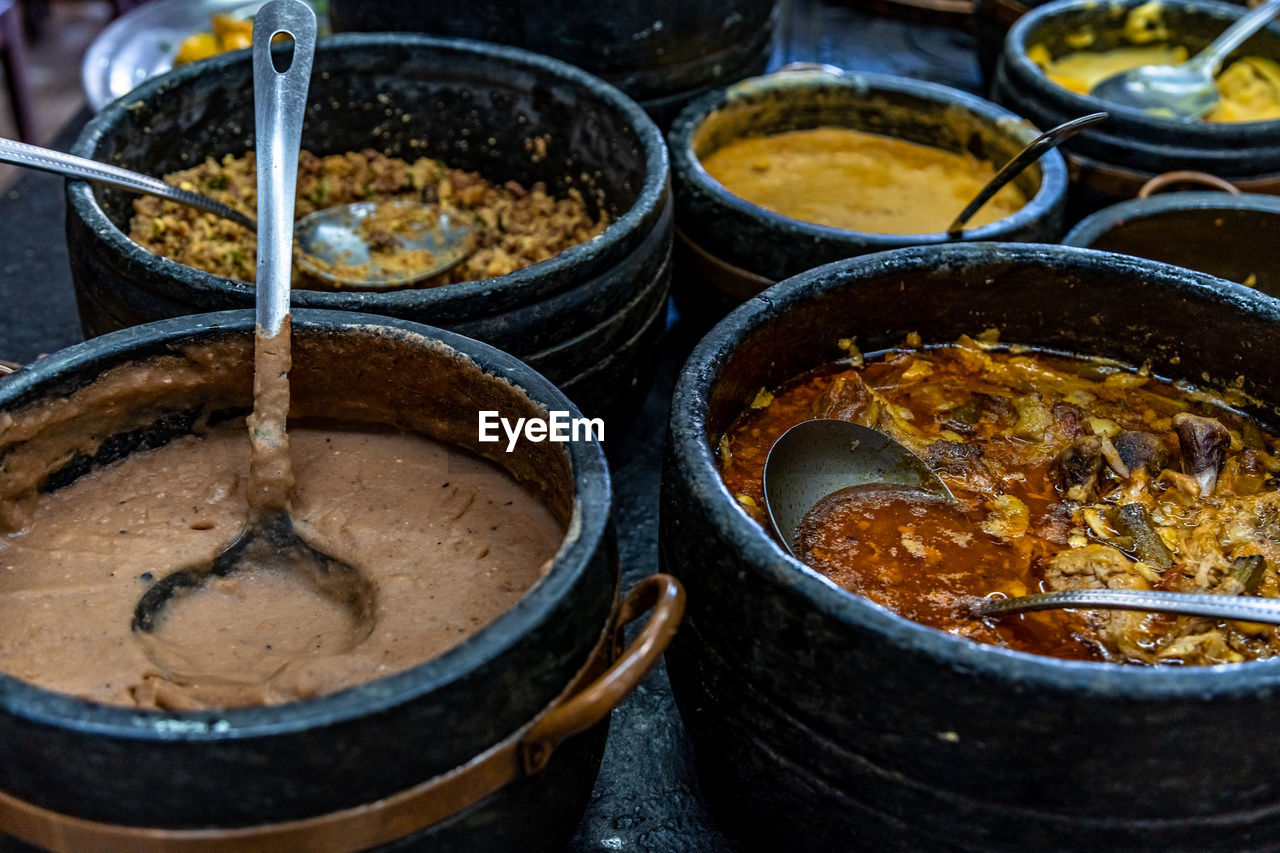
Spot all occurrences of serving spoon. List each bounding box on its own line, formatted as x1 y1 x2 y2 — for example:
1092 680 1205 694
762 418 1280 625
1090 0 1280 120
0 137 474 289
946 112 1108 237
133 0 372 635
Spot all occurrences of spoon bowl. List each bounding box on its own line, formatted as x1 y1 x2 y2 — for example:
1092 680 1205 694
1089 0 1280 119
294 200 476 288
0 142 475 289
761 418 953 556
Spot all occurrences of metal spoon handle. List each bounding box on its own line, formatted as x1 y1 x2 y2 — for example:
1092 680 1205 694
0 137 256 230
975 588 1280 625
1190 0 1280 75
947 112 1108 237
253 0 316 335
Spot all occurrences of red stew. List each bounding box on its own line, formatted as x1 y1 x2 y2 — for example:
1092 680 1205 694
718 334 1280 665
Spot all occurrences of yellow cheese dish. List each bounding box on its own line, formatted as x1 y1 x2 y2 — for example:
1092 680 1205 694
699 127 1026 235
1029 2 1280 122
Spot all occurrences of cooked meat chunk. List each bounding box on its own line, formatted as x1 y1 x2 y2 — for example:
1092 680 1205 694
1053 437 1103 502
923 440 998 494
812 371 878 423
1045 544 1146 590
1113 430 1169 478
1172 413 1229 497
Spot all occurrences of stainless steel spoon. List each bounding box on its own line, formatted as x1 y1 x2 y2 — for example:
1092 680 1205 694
762 418 1280 625
1090 0 1280 120
133 0 372 635
761 418 954 558
973 588 1280 625
0 138 473 289
946 112 1108 236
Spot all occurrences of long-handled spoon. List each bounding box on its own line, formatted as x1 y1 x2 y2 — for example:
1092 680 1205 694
1091 0 1280 119
947 112 1108 237
0 137 473 289
133 0 372 635
762 418 1280 625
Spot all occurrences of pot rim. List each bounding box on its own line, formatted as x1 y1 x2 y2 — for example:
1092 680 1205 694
670 241 1280 697
68 32 669 310
0 308 613 739
1006 0 1280 131
666 68 1069 248
1063 189 1280 248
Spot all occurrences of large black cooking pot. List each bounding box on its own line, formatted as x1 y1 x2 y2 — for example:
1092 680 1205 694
0 310 682 852
667 69 1068 323
66 34 672 425
662 242 1280 850
993 0 1280 212
327 0 780 126
1063 189 1280 297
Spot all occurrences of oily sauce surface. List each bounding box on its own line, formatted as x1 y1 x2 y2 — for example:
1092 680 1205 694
719 336 1280 664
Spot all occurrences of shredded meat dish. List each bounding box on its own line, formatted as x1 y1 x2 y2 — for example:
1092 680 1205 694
129 149 609 290
719 333 1280 665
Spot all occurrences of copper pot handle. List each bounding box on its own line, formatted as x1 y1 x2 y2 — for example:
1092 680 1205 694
520 573 686 773
1138 170 1242 198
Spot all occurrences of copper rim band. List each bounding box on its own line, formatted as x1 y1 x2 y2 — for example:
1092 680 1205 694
988 0 1028 28
675 227 775 303
1138 170 1242 198
0 574 686 853
1068 152 1280 200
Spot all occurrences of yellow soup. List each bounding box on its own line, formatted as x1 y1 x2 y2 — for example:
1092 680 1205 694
699 126 1027 235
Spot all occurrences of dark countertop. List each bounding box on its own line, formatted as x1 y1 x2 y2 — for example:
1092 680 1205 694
0 7 982 851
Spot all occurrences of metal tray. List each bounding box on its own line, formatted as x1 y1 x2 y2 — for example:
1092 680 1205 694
81 0 327 112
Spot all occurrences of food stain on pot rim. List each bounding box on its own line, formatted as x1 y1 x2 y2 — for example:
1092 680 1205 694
717 330 1280 666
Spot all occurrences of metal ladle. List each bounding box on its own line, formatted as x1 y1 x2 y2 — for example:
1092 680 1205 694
0 142 473 290
133 0 371 635
946 112 1108 237
1090 0 1280 120
761 418 1280 625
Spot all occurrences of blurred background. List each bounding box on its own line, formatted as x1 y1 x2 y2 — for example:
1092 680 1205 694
0 0 128 190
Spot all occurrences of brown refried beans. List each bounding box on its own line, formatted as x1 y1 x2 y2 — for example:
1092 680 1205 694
129 149 609 289
0 352 565 711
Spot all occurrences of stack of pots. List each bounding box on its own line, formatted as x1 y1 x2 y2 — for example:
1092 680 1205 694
994 0 1280 213
667 68 1069 321
326 0 781 126
66 34 672 426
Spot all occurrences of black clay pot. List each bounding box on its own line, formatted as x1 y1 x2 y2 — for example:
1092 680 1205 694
662 242 1280 851
327 0 780 126
0 310 617 852
66 34 671 425
973 0 1043 84
667 69 1068 323
993 0 1280 212
1063 190 1280 296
